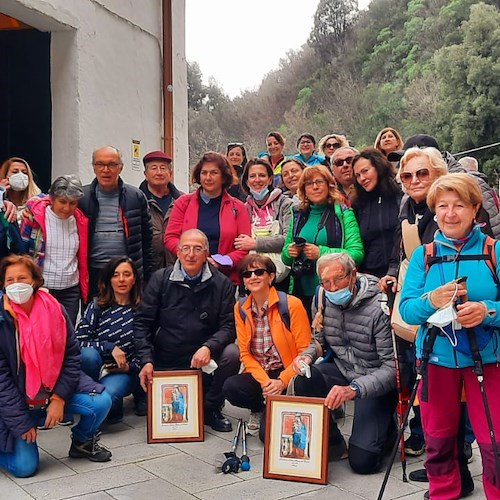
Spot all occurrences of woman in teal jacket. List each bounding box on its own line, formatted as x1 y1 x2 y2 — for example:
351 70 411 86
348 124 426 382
282 165 363 316
400 173 500 500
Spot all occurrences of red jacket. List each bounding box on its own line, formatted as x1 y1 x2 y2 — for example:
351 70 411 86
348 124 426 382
164 189 251 284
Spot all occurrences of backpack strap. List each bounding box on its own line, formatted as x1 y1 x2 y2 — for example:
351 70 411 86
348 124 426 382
483 236 499 285
238 296 247 324
311 286 326 334
276 291 291 332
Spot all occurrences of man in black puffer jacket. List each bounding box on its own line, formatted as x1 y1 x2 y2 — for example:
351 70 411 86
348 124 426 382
79 146 153 298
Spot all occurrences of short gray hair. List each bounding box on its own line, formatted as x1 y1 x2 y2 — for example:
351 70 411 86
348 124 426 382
49 175 84 200
178 228 209 250
317 252 356 276
331 146 359 162
458 156 478 172
91 146 123 164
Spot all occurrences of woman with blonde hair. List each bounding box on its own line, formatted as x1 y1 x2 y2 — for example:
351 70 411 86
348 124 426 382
318 134 349 167
282 165 364 315
374 127 404 158
0 157 41 224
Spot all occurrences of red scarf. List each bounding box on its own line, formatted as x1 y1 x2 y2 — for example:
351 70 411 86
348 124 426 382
9 289 67 399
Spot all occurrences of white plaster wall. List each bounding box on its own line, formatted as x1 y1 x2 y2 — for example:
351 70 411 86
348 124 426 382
1 0 188 188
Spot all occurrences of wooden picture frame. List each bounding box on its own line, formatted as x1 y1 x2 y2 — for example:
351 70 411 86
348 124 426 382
263 395 329 484
147 370 204 443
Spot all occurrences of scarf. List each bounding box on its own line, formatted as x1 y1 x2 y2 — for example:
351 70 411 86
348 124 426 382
10 289 67 399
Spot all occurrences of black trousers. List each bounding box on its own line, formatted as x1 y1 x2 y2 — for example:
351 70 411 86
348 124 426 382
156 343 240 411
49 284 81 327
294 361 397 474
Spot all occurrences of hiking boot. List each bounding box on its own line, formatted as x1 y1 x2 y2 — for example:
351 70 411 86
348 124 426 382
463 441 473 464
404 434 425 456
328 437 348 461
409 468 428 482
69 435 112 462
58 413 74 426
204 408 232 432
134 398 147 417
247 411 263 436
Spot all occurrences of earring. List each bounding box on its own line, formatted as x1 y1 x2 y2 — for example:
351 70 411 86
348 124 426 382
433 215 437 222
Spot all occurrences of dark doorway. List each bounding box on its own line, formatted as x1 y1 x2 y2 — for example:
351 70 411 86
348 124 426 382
0 27 51 192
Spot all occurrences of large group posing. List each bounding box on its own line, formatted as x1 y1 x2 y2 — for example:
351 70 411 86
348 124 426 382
0 129 498 500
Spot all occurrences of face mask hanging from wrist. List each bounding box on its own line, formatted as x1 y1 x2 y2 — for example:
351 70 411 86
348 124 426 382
427 284 462 347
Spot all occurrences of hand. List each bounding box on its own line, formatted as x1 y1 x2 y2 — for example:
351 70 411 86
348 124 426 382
105 362 130 373
262 379 285 397
234 234 257 251
456 301 487 328
207 256 221 269
379 275 397 294
2 200 17 223
287 243 302 258
428 282 467 309
190 346 211 369
292 355 312 375
44 398 65 429
303 243 320 260
112 346 128 368
139 363 154 392
21 428 37 443
0 178 9 189
324 385 356 410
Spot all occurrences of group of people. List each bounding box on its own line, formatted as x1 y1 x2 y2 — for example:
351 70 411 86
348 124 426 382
0 128 498 500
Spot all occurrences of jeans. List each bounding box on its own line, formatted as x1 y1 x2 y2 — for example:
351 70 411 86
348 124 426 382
0 390 111 478
81 347 144 417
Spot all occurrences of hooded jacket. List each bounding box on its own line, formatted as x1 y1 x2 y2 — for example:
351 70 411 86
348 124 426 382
302 273 396 398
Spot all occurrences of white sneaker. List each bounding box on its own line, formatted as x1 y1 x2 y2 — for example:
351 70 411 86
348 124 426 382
247 411 263 436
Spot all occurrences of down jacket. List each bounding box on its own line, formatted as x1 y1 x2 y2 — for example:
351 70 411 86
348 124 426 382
79 178 153 281
302 273 396 398
0 294 103 453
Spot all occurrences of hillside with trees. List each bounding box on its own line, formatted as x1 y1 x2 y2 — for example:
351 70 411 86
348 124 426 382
187 0 500 185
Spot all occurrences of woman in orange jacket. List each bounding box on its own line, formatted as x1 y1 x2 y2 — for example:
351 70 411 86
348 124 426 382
223 254 311 441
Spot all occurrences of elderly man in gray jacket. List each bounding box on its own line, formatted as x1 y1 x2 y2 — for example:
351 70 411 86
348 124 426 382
293 252 397 474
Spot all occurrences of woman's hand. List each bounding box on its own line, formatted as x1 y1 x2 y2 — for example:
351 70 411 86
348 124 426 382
262 379 285 397
207 257 221 269
287 243 302 258
112 346 128 368
21 428 37 443
44 398 65 429
379 275 397 294
2 200 17 223
234 234 257 251
428 282 467 309
456 301 488 328
292 355 312 375
303 243 319 260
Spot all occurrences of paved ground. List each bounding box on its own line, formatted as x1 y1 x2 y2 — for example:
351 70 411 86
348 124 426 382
0 399 486 500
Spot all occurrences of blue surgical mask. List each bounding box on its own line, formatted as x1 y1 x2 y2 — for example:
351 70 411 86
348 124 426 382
325 277 354 306
250 186 269 201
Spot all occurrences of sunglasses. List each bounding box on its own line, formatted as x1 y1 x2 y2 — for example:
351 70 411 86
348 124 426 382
242 268 268 279
400 168 430 184
325 142 340 149
333 157 354 167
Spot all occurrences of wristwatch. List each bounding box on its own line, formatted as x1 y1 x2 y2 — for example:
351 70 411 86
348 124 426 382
349 381 361 398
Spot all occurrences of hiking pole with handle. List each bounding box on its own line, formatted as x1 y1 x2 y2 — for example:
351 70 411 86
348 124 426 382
377 324 440 500
386 281 409 483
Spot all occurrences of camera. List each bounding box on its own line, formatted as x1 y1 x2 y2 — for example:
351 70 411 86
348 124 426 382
291 256 315 278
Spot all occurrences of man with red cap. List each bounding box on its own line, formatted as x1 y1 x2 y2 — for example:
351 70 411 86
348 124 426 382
139 150 183 268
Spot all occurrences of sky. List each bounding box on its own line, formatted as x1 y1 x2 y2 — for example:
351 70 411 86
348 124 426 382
185 1 355 99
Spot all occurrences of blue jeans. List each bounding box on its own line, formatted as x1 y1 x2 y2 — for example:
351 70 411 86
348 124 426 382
0 390 111 478
81 347 143 417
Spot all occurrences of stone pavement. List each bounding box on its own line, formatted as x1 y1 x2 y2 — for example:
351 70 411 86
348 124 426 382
0 399 486 500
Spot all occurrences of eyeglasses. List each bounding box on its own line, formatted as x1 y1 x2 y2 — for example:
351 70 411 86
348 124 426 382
147 165 171 172
400 168 430 184
178 245 206 255
94 162 121 170
242 268 268 279
333 157 354 167
320 273 349 288
304 178 327 188
325 143 340 150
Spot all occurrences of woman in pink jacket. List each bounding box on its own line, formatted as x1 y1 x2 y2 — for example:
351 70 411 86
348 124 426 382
165 152 251 285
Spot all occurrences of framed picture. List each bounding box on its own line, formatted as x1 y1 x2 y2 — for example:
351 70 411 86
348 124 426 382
147 370 204 443
263 395 329 484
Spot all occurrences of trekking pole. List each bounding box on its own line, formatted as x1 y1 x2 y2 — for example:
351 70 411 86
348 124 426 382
377 325 439 500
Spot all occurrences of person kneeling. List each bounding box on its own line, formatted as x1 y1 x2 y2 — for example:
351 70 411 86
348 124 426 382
293 252 396 474
0 256 112 478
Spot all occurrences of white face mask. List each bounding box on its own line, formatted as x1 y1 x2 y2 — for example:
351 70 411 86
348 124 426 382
427 303 458 328
5 283 34 304
9 172 29 192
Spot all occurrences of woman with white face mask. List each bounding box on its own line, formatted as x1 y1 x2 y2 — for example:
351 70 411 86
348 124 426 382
0 157 41 224
234 158 293 290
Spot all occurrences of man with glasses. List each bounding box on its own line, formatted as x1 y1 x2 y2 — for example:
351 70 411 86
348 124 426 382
139 150 183 268
292 252 397 474
134 228 239 432
330 147 358 205
79 146 152 298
